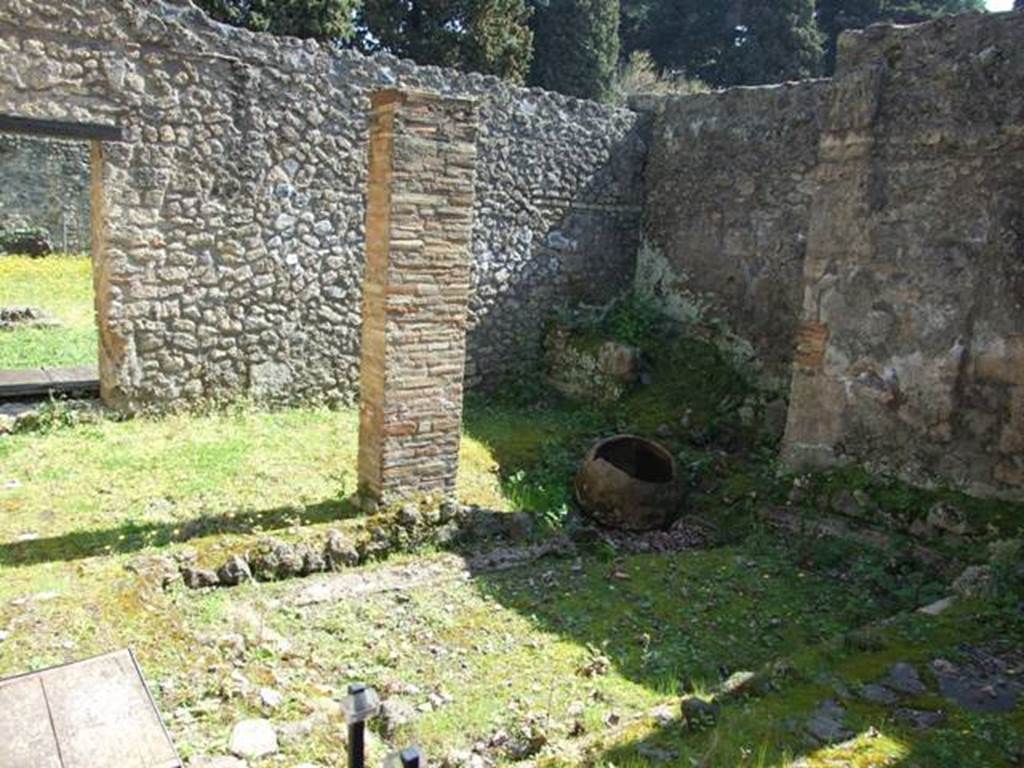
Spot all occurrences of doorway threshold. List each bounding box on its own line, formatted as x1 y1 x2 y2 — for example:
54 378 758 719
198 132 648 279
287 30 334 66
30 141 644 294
0 365 99 400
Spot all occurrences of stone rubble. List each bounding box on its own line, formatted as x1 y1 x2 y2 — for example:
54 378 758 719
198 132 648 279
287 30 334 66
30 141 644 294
227 719 278 760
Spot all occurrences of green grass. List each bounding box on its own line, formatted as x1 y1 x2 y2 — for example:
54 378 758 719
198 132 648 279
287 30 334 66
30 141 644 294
0 310 1022 766
0 404 515 564
0 253 97 368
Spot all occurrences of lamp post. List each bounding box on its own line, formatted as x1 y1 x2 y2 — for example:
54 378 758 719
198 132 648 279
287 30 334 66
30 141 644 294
384 746 423 768
340 682 380 768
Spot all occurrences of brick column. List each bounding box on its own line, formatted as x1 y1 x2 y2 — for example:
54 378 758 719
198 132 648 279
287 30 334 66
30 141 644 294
357 89 478 506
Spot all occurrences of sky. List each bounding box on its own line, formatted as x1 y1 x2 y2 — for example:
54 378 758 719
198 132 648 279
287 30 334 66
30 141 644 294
987 0 1014 9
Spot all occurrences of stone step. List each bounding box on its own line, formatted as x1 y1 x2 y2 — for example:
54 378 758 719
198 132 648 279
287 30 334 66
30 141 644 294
0 365 99 399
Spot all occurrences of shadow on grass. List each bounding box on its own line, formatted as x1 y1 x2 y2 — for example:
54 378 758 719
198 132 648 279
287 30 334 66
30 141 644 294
461 396 607 516
471 544 886 696
590 682 1020 768
0 495 362 566
469 546 1021 766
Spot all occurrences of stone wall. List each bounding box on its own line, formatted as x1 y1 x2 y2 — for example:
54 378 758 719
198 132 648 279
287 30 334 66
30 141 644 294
635 82 828 380
781 11 1024 499
0 134 91 252
0 0 644 406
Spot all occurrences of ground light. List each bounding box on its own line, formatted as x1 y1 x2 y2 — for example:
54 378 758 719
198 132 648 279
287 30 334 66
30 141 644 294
384 746 424 767
341 682 381 768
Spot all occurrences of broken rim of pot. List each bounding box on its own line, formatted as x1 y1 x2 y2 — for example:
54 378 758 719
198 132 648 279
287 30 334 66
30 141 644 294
589 434 676 483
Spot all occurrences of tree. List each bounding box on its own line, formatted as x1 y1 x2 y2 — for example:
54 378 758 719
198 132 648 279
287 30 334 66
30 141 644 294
719 0 824 86
817 0 987 74
619 0 821 88
193 0 358 41
620 0 732 85
529 0 620 100
357 0 534 83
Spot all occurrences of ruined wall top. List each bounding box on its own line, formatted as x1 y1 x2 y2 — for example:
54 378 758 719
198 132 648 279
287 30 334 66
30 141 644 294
1 0 634 125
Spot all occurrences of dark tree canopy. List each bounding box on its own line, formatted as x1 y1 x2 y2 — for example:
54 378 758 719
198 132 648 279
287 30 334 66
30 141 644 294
621 0 731 84
817 0 988 73
530 0 621 100
621 0 986 87
194 0 997 98
720 0 824 86
620 0 821 87
357 0 534 83
193 0 358 41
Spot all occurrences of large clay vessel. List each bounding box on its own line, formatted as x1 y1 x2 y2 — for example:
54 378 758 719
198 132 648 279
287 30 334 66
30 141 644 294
574 435 680 531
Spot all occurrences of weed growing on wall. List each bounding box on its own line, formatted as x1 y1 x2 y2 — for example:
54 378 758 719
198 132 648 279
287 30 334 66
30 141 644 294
602 290 665 349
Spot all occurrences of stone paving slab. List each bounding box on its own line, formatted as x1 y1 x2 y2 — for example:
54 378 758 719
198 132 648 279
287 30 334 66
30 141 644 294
0 649 181 768
0 365 99 399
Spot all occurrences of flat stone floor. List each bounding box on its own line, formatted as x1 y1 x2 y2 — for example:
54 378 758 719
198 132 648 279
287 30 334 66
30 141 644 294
0 649 181 768
0 365 99 399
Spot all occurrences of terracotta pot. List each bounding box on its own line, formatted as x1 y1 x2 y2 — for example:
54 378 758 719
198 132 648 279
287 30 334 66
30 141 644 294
574 435 680 531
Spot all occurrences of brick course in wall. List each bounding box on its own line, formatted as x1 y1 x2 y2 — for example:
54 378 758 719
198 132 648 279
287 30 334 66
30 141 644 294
357 90 477 503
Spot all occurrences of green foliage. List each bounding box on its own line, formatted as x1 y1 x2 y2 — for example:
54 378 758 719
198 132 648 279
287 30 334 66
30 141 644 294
8 398 104 436
817 0 987 73
619 336 759 447
529 0 620 100
610 50 709 104
989 538 1024 600
720 0 824 85
357 0 534 83
623 0 983 86
620 0 731 84
503 467 571 528
602 291 664 349
463 394 602 527
620 0 823 86
193 0 358 41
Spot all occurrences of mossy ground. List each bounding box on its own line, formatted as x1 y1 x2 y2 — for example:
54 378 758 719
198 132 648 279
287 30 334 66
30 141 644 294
0 278 1021 765
1 395 1021 766
0 253 97 369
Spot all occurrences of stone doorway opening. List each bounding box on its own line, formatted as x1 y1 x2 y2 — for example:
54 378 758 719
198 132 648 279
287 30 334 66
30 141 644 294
0 115 119 402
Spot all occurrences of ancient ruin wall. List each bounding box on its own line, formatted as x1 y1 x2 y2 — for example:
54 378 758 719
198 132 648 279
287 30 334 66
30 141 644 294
0 135 91 252
782 11 1024 499
0 0 644 407
635 83 827 380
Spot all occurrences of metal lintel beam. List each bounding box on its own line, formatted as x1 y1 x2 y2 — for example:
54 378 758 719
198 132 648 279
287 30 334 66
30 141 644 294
0 113 123 141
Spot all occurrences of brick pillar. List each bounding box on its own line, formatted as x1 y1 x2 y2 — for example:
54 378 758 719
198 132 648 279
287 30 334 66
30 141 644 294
357 89 478 506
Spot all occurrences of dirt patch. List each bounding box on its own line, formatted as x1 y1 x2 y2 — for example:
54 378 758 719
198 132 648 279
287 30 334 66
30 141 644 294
291 540 576 607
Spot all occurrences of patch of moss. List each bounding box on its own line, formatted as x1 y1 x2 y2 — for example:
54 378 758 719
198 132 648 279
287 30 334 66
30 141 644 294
789 464 1024 550
616 336 759 447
